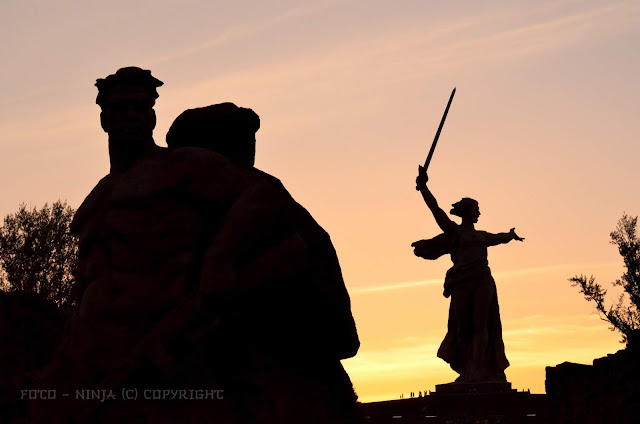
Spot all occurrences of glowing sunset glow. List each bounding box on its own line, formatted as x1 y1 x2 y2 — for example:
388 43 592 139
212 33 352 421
1 0 638 402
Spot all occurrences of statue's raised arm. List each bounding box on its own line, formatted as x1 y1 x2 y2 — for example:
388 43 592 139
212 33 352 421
415 165 456 233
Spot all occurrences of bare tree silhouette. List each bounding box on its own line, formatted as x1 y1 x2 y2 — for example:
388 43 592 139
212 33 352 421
570 213 640 343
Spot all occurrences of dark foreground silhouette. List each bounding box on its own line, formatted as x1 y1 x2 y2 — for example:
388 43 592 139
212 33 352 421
10 67 360 423
546 329 640 424
412 168 523 384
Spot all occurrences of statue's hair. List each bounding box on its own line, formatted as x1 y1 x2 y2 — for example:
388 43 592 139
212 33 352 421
450 197 478 218
166 102 260 164
95 66 163 108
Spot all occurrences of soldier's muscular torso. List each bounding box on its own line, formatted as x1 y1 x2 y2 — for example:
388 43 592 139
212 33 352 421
72 146 253 329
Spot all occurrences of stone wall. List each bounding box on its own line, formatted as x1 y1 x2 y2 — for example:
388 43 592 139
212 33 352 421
545 330 640 424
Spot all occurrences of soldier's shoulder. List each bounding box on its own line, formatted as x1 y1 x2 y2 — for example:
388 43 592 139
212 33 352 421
252 169 288 195
167 147 266 204
170 146 251 184
167 146 233 169
253 169 331 242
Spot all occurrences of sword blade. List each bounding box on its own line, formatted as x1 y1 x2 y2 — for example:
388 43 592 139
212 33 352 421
424 87 456 169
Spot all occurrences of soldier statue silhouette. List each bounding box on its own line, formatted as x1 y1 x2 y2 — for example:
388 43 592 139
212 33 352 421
27 67 360 424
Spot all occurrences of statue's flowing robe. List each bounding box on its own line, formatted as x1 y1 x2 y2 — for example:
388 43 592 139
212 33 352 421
413 227 509 381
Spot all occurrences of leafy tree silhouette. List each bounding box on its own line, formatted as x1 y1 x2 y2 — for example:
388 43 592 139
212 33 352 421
0 201 77 306
570 213 640 343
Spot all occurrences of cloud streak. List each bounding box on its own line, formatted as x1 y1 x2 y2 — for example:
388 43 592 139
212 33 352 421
174 1 637 93
344 312 620 401
350 261 619 294
4 1 635 150
148 0 351 65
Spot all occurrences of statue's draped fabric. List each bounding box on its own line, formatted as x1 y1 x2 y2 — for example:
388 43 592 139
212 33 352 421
414 226 509 382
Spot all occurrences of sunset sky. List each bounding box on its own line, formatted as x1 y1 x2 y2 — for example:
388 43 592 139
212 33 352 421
1 0 639 402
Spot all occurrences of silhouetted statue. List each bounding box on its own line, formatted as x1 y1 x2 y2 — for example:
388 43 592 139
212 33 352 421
27 68 359 424
412 167 523 383
167 102 361 418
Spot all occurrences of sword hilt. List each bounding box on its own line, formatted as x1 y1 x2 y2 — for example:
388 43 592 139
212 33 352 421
416 165 428 191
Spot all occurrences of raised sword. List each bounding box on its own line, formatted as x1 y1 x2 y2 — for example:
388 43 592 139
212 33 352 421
423 87 456 170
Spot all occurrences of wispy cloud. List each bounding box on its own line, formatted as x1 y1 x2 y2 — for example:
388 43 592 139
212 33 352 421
503 313 609 340
386 2 635 81
156 0 640 139
351 278 443 294
0 105 97 146
5 1 635 145
344 340 444 375
148 0 351 65
151 0 636 74
344 312 620 400
350 261 619 294
502 314 621 365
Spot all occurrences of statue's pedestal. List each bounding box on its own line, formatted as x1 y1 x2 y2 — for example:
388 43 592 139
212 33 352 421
362 383 548 422
434 381 516 395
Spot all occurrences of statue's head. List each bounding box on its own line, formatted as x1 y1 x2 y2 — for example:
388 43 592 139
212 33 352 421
166 102 260 167
95 67 163 145
451 198 480 222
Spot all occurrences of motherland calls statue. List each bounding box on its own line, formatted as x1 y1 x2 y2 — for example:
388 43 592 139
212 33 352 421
412 167 524 384
409 89 523 388
25 67 360 424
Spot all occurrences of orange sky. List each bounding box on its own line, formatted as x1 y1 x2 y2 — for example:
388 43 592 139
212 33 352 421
1 0 638 402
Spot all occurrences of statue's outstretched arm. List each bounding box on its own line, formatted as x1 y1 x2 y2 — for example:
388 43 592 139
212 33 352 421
416 166 455 233
485 228 524 246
